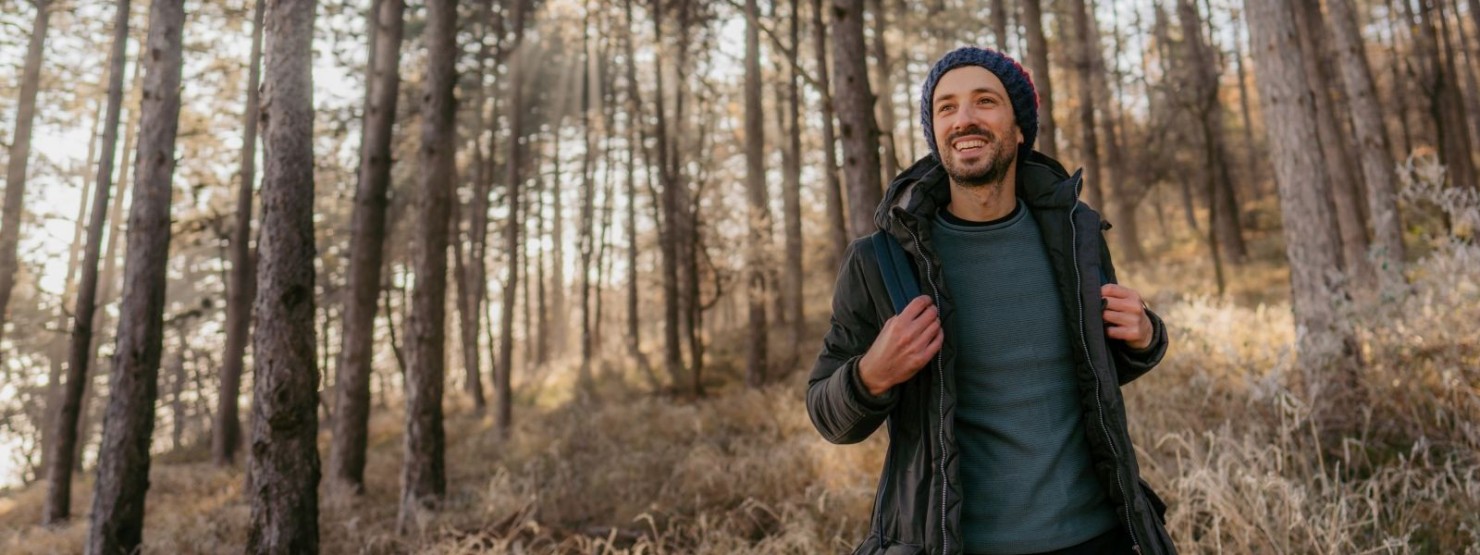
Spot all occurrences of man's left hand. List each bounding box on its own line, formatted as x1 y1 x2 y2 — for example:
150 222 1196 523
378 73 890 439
1101 284 1153 351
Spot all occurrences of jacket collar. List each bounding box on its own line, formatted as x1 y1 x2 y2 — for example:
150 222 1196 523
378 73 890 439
873 151 1082 235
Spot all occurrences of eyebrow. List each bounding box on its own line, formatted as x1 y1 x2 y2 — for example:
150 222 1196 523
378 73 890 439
934 87 1004 106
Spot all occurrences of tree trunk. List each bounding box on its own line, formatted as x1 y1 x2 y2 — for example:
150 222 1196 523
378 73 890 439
990 0 1009 50
497 22 528 434
1021 0 1058 157
244 0 322 551
459 0 493 411
1178 0 1249 267
833 0 884 240
813 0 847 270
783 0 805 343
216 0 265 468
1244 0 1359 389
1069 0 1104 210
1326 0 1406 281
43 0 129 524
86 0 186 551
745 0 770 388
0 0 53 353
578 5 598 392
1423 0 1477 191
1292 0 1371 282
869 0 899 179
399 0 456 530
330 0 404 494
651 0 686 390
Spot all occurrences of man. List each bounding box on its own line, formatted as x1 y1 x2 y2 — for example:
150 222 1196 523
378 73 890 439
807 47 1175 555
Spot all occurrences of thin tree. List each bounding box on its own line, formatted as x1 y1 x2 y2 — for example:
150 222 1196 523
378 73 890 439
245 0 322 550
400 0 457 530
497 0 531 435
1326 0 1406 281
813 0 847 266
1021 0 1057 157
43 0 129 525
1244 0 1359 391
744 0 770 387
0 0 54 353
216 0 266 467
781 0 804 344
85 0 186 551
650 0 686 390
833 0 883 239
870 0 899 179
1069 0 1105 209
330 0 405 494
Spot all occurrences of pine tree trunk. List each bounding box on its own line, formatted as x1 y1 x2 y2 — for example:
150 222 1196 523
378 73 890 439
460 0 493 411
1244 0 1359 386
86 0 186 551
216 0 265 468
813 0 847 270
745 0 770 388
783 0 805 342
43 0 128 524
833 0 884 239
1070 0 1104 210
0 0 53 353
869 0 899 179
650 0 686 390
330 0 404 494
1327 0 1406 280
245 0 322 551
497 35 527 436
1021 0 1057 157
578 7 597 391
990 0 1009 50
399 0 456 529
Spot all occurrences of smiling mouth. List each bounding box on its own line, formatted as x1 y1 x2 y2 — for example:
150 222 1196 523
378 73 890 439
953 138 988 153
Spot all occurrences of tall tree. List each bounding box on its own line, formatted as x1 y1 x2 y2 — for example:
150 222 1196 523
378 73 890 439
400 0 458 530
43 0 130 525
870 0 899 179
1244 0 1358 384
833 0 884 239
245 0 321 550
457 0 494 411
1177 0 1248 276
1069 0 1105 210
1292 0 1370 281
813 0 847 266
85 0 186 551
0 0 53 354
650 0 686 390
496 0 531 434
330 0 405 494
216 0 266 468
744 0 770 388
1326 0 1406 280
781 0 804 344
1021 0 1057 157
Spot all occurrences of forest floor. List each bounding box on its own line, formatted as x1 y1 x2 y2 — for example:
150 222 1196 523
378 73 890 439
2 211 1479 553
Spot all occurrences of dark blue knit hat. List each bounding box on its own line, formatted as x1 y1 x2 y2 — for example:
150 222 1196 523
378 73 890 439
920 46 1039 159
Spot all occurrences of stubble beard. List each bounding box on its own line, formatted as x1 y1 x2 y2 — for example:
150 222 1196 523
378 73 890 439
942 128 1016 191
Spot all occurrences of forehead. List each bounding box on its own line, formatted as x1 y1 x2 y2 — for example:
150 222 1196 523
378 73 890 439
933 66 1006 101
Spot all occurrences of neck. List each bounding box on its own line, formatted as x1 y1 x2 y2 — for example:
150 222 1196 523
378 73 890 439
946 162 1018 222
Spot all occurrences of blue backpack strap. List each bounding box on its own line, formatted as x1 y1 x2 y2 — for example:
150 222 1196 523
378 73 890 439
870 230 922 314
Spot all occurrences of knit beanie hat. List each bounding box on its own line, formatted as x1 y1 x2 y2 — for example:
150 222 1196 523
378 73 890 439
920 46 1039 159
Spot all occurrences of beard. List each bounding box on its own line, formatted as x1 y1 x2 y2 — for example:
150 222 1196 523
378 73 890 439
940 126 1016 189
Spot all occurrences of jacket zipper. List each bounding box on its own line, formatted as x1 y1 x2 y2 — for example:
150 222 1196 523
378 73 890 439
900 221 950 555
1068 194 1143 554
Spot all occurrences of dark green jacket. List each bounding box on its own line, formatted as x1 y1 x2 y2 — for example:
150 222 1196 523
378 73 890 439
807 152 1175 555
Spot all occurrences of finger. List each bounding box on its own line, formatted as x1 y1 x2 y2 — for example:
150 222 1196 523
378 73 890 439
1105 324 1136 342
912 319 942 347
1100 284 1136 300
900 295 933 319
1104 296 1142 315
924 327 945 357
1102 309 1139 328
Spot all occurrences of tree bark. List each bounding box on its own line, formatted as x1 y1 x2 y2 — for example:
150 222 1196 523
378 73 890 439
1177 0 1248 272
1244 0 1359 387
1326 0 1406 280
0 0 53 354
458 0 493 411
869 0 899 179
330 0 404 494
814 0 847 268
245 0 322 551
783 0 805 342
1070 0 1104 210
650 0 686 390
86 0 186 551
216 0 265 468
833 0 884 240
1021 0 1057 157
43 0 129 524
745 0 770 388
399 0 456 530
496 0 530 435
990 0 1009 50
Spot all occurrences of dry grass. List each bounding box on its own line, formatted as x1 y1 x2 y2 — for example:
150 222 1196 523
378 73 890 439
4 196 1479 553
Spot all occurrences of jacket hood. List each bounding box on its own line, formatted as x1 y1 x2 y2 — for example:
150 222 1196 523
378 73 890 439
873 150 1083 234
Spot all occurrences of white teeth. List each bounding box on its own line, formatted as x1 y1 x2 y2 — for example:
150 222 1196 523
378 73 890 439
954 139 985 150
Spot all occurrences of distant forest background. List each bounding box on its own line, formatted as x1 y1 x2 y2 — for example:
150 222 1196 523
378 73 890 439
0 0 1477 552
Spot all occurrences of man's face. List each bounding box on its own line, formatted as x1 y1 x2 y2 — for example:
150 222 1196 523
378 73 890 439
931 66 1023 188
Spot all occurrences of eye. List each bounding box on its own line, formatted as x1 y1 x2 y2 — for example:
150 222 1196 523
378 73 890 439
937 103 956 115
978 96 997 106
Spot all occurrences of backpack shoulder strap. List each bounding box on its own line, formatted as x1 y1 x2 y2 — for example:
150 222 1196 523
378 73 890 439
870 230 922 314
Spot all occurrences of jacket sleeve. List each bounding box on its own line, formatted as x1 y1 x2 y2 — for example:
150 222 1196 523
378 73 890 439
1099 227 1170 385
807 239 898 444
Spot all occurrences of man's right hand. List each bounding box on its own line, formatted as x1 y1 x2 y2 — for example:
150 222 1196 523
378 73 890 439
858 296 944 396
